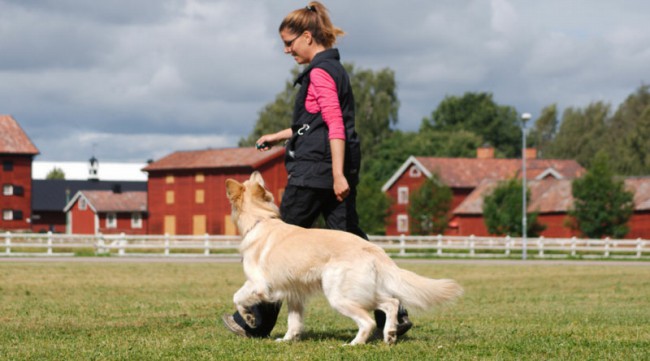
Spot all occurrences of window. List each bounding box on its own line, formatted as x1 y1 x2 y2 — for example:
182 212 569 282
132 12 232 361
78 198 87 210
3 161 13 171
195 189 205 204
106 213 117 228
166 190 175 204
131 213 142 229
3 184 12 196
398 187 409 205
3 210 12 221
409 166 422 178
165 174 174 184
195 173 205 183
397 214 409 233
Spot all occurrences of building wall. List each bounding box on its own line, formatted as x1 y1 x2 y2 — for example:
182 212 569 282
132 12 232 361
69 201 96 234
0 155 33 231
627 212 650 239
95 212 148 235
147 158 287 235
31 211 66 233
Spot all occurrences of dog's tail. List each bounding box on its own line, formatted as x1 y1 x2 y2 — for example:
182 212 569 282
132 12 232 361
384 266 463 311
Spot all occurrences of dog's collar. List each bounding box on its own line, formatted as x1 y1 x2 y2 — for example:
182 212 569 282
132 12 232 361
242 219 262 237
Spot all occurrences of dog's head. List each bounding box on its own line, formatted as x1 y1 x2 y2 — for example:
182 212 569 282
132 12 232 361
225 172 279 226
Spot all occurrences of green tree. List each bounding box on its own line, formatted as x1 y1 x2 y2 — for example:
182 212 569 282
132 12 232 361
408 174 452 235
421 92 521 157
46 167 65 180
482 179 545 237
606 85 650 175
546 101 609 168
356 174 391 235
527 104 558 158
568 151 635 238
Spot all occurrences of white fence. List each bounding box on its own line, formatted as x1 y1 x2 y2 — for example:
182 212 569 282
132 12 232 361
1 231 649 260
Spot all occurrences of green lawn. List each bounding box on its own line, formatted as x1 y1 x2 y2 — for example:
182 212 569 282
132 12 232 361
0 259 648 360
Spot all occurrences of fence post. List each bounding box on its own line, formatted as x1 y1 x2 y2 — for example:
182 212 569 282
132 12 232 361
636 238 643 259
571 237 577 257
164 233 170 256
399 234 406 256
47 231 53 255
4 231 10 255
204 233 210 256
118 233 126 256
505 235 511 256
604 237 610 258
538 236 544 257
436 234 443 256
469 235 475 257
97 236 105 255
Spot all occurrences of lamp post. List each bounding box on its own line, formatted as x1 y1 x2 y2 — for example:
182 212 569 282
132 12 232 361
521 112 531 260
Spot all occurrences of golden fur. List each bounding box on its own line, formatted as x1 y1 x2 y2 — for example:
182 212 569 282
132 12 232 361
226 172 463 345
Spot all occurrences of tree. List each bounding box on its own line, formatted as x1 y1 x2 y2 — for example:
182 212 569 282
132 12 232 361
606 84 650 175
527 104 558 158
546 101 609 168
46 167 65 180
482 179 545 237
356 174 391 235
408 174 452 235
568 151 635 239
421 92 521 157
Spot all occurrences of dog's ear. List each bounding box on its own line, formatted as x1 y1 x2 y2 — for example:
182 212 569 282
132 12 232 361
225 179 244 204
250 171 265 187
251 182 274 203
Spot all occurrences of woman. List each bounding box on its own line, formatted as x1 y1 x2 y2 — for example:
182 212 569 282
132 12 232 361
222 1 411 339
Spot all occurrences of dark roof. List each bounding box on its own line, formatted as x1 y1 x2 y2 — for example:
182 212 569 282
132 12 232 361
32 180 147 211
142 147 285 172
0 114 39 155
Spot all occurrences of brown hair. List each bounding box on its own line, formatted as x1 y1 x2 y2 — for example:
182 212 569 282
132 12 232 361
279 1 345 48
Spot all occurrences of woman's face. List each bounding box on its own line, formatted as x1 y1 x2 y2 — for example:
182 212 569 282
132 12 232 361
280 29 310 64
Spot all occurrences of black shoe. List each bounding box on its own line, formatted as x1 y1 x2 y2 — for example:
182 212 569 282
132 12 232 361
396 314 413 336
221 314 251 338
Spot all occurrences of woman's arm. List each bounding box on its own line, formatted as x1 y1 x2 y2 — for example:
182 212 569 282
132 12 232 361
256 128 293 151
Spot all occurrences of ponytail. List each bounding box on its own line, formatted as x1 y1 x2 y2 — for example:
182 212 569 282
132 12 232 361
279 1 344 48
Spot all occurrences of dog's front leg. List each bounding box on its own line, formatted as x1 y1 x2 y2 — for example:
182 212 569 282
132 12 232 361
233 280 265 329
276 297 304 342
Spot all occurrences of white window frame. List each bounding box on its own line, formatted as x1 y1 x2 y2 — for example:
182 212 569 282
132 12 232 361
131 212 142 229
409 166 422 178
106 213 117 228
3 209 13 221
78 198 87 210
3 184 13 196
397 186 409 205
397 214 409 233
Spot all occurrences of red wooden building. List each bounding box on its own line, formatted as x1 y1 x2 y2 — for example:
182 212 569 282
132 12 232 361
64 189 148 235
1 115 40 231
381 148 585 236
143 147 287 235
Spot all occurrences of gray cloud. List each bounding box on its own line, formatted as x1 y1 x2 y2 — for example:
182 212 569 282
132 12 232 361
1 0 650 161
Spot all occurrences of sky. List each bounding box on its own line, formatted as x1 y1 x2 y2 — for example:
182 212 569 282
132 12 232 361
2 0 650 162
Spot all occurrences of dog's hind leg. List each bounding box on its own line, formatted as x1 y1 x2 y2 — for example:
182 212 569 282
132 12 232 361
329 300 375 345
376 297 400 345
277 296 304 342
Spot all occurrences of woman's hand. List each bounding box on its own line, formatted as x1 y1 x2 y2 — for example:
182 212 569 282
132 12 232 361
333 174 350 202
255 128 293 152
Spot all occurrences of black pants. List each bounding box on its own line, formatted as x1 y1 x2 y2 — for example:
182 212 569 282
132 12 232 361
231 185 395 337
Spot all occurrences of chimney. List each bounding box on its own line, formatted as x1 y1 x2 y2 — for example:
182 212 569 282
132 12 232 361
88 156 99 181
477 145 495 159
524 148 538 159
112 184 122 194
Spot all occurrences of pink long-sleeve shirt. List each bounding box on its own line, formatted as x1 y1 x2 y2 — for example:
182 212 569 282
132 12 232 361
305 68 346 140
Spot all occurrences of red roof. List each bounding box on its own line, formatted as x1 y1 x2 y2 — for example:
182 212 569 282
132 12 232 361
454 177 650 214
142 147 285 172
0 115 39 155
414 157 585 188
67 191 147 212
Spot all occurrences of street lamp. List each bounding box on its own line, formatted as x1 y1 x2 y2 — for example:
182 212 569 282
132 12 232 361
521 112 531 260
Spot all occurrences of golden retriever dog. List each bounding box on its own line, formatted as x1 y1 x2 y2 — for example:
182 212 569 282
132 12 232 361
225 172 463 345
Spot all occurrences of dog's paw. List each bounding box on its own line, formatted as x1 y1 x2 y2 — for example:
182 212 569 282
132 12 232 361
384 330 397 345
243 313 257 328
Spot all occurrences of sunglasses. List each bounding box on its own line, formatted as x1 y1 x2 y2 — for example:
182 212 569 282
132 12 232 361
283 33 303 48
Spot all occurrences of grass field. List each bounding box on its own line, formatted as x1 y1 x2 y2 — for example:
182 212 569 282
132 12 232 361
0 259 649 360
